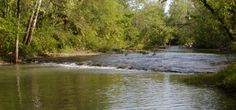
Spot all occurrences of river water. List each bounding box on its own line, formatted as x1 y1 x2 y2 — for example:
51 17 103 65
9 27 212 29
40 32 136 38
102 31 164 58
0 46 235 110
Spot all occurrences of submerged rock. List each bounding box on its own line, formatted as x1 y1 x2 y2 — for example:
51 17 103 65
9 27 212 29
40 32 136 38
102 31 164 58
40 46 236 73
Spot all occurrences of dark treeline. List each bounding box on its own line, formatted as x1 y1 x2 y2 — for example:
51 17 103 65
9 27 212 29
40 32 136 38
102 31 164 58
0 0 235 62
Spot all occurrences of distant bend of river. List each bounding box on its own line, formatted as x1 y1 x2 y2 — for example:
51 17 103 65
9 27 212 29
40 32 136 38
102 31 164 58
39 46 235 73
0 46 236 110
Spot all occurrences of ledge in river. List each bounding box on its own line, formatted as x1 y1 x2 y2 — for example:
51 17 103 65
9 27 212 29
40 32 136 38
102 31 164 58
46 51 102 57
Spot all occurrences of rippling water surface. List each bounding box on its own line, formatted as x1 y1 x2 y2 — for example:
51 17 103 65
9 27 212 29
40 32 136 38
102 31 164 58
0 46 236 110
0 65 235 110
41 46 235 73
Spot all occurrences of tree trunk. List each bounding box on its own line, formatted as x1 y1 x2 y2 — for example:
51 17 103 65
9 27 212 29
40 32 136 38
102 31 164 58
15 0 21 63
24 11 35 44
199 0 235 41
24 0 43 46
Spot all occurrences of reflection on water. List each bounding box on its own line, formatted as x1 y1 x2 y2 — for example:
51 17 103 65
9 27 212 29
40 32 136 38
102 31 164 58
16 65 22 109
29 46 236 73
0 65 235 110
89 52 232 73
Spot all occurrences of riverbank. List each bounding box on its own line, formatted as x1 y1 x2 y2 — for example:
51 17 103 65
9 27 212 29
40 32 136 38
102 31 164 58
0 60 9 65
23 51 102 63
46 51 102 57
0 57 6 65
0 60 3 65
0 51 102 64
177 62 236 97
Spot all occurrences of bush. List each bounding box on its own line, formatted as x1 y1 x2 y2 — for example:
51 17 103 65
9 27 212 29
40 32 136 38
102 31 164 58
215 63 236 92
180 63 236 95
229 42 236 53
0 18 17 60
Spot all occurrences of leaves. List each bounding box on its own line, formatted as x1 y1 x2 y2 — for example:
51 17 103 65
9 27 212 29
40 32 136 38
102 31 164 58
0 0 235 59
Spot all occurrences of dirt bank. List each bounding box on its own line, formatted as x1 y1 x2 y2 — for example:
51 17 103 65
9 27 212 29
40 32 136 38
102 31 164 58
46 51 102 57
0 60 9 65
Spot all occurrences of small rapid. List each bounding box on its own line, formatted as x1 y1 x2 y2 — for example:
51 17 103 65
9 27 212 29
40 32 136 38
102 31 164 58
1 46 236 110
38 46 235 73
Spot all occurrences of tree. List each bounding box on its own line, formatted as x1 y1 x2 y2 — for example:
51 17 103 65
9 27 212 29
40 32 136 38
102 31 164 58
1 0 234 61
133 1 173 49
15 0 20 63
194 0 235 41
24 0 43 46
167 0 232 48
167 0 195 45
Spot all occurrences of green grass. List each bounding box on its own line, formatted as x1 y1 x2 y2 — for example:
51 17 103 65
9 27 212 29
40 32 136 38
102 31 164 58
216 63 236 91
177 63 236 96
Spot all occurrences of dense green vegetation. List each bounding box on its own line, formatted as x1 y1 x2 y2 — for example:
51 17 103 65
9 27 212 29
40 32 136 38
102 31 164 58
168 0 235 48
0 0 235 61
177 63 236 96
0 0 236 103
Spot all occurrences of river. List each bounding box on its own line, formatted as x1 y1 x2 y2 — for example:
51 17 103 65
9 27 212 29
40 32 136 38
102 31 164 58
0 46 235 110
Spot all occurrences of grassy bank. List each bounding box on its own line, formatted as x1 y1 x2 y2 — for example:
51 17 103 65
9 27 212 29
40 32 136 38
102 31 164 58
178 63 236 96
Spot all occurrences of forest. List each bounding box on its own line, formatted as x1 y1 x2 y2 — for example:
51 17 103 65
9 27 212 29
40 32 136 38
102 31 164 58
0 0 235 62
0 0 236 109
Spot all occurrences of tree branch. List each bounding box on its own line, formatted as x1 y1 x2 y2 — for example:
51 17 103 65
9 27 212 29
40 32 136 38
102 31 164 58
199 0 234 41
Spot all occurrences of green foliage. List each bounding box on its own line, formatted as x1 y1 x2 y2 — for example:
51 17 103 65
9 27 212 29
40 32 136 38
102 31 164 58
168 0 234 48
193 14 231 48
168 0 194 45
215 63 236 91
0 18 17 59
133 2 173 49
190 0 232 48
0 0 235 60
179 63 236 94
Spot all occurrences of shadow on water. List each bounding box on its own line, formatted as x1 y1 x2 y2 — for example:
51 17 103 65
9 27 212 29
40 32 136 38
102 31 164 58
0 65 235 110
0 46 236 110
28 46 236 73
31 46 235 73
